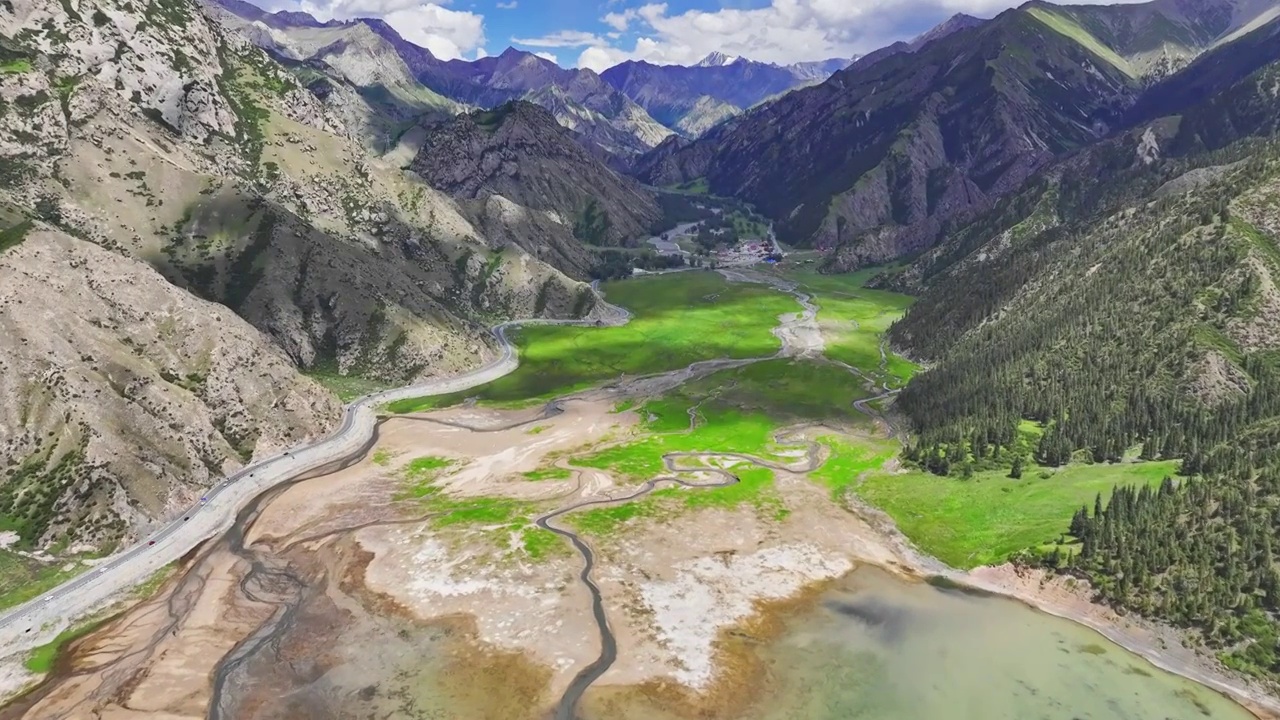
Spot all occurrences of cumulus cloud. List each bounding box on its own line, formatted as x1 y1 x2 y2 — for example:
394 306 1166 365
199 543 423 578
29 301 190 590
574 0 1149 71
533 50 560 63
602 8 637 31
299 0 486 59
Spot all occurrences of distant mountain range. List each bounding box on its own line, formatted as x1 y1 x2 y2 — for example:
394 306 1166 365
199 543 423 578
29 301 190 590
631 0 1280 264
601 53 854 137
206 0 856 150
206 0 672 155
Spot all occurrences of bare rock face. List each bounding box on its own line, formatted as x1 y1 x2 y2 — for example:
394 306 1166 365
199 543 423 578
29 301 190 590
409 101 661 253
0 229 340 549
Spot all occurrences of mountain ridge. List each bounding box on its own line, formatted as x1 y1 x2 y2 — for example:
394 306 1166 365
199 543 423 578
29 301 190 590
631 0 1277 268
600 54 852 137
0 0 593 552
204 0 674 156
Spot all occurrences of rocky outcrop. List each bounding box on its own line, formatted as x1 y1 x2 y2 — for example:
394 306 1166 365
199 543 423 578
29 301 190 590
0 227 339 549
0 0 591 551
409 101 661 256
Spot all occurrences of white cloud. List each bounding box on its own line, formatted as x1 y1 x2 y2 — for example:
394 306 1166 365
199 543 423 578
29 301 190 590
574 0 1150 70
496 0 516 8
299 0 486 60
511 29 607 47
533 50 559 63
602 8 637 31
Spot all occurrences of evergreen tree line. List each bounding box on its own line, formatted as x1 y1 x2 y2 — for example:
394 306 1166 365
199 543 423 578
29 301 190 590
884 123 1280 679
895 142 1280 476
1063 472 1280 677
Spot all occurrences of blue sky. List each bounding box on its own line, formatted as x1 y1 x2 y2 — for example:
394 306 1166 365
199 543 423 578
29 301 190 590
270 0 1135 70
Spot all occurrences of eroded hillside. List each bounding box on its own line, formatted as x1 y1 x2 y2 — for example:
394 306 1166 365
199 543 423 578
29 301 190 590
0 0 593 552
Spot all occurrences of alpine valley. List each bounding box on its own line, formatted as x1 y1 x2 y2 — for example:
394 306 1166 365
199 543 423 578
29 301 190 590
4 0 1280 718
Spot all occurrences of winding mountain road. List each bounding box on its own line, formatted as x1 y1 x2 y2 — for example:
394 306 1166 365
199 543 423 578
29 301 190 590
0 286 631 656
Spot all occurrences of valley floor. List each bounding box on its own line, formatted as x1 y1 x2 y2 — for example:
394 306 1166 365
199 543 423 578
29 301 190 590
1 268 1275 719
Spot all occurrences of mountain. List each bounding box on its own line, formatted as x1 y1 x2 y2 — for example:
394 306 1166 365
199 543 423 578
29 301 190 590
631 0 1277 265
430 48 673 156
876 19 1280 676
0 0 590 552
1021 0 1280 79
1123 8 1280 129
695 51 739 67
909 13 986 50
206 1 672 157
633 5 1142 258
785 57 856 81
410 102 661 259
601 54 852 137
203 2 462 148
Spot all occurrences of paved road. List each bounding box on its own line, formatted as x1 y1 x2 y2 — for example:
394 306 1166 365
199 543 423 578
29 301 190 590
0 288 630 656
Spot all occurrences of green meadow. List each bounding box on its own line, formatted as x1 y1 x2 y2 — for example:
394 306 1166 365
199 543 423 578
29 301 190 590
770 266 919 387
573 359 870 481
386 271 797 412
564 359 874 535
855 460 1179 568
379 265 1175 573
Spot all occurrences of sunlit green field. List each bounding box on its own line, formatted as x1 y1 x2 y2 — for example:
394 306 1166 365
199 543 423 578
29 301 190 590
381 263 1177 574
855 460 1179 568
386 272 797 412
565 359 874 535
766 266 919 386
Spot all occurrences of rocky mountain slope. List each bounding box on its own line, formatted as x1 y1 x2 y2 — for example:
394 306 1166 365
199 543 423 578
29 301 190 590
601 53 850 137
908 12 986 50
203 2 461 149
205 1 672 157
0 225 340 548
0 0 590 552
631 0 1277 267
1022 0 1280 80
633 5 1142 260
878 29 1280 677
410 101 660 260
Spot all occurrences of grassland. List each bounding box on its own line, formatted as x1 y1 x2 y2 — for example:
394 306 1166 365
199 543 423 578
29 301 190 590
574 359 870 480
810 435 900 499
854 460 1179 568
667 177 710 195
767 266 919 387
0 59 31 75
386 272 797 412
1025 7 1137 79
26 616 112 673
564 359 874 535
522 468 571 481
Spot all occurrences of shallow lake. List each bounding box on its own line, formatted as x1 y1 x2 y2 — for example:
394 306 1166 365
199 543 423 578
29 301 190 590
745 565 1252 720
583 564 1253 720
